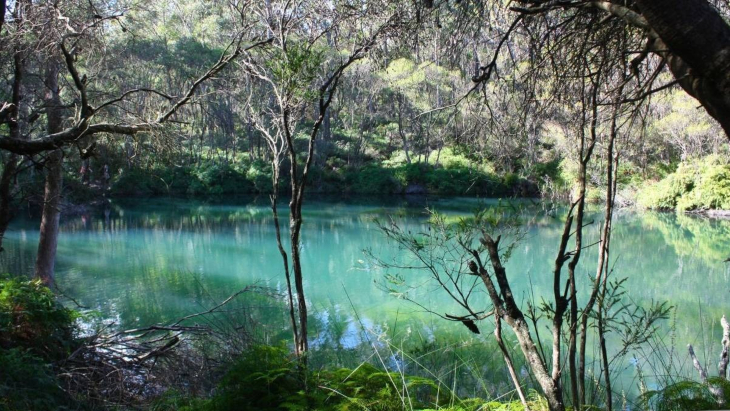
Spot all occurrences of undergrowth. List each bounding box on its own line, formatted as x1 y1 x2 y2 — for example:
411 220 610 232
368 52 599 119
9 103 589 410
636 155 730 211
150 345 550 411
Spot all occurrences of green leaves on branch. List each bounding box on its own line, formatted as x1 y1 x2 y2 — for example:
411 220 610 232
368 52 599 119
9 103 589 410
637 156 730 211
265 42 327 103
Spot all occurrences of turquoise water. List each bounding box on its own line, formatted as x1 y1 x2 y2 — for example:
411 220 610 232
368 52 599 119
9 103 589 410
2 196 729 399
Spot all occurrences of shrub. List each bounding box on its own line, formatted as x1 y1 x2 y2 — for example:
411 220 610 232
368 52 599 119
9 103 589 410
677 164 730 211
636 157 730 211
154 345 483 411
0 348 78 411
639 378 730 411
208 345 305 411
348 164 401 194
0 275 80 410
245 161 274 193
189 162 253 195
0 274 77 359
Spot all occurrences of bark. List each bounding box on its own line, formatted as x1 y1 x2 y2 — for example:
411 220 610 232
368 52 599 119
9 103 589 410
578 80 623 407
0 1 26 252
270 178 300 356
0 70 21 250
568 77 599 410
494 316 530 410
689 343 725 405
35 62 63 284
686 315 730 406
35 150 62 284
479 235 566 411
719 315 730 379
634 0 730 138
0 0 5 33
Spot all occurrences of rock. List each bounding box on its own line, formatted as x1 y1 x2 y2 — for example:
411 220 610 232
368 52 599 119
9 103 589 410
405 184 427 195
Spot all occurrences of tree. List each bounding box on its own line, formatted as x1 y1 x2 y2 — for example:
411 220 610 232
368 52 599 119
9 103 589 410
495 0 730 138
0 0 266 283
238 0 410 358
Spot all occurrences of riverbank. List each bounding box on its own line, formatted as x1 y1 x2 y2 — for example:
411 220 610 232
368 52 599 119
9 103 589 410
0 274 548 411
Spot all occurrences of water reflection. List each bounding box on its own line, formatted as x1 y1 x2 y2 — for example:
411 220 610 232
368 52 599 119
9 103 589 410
2 197 729 399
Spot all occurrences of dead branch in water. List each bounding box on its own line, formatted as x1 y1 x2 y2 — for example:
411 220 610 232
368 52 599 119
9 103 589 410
57 284 271 408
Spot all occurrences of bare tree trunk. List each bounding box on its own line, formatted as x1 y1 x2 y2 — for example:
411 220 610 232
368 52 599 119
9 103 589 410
578 81 623 408
0 0 6 33
270 167 300 356
35 62 63 285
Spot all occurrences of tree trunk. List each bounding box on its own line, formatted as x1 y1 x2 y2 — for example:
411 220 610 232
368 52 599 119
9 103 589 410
478 236 566 411
635 0 730 138
0 3 26 252
35 62 63 285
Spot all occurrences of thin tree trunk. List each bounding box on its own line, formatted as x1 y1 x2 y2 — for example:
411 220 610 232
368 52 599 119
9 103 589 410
270 167 300 356
477 236 566 411
35 62 63 284
495 316 530 410
578 81 622 407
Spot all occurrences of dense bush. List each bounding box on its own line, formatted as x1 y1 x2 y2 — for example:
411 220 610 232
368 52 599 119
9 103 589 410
0 274 77 359
0 348 79 411
104 151 548 199
188 163 254 195
0 275 81 411
637 156 730 211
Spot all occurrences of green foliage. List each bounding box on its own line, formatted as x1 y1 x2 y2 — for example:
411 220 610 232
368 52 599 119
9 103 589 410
0 274 77 359
526 158 563 184
206 345 305 411
266 41 326 102
345 164 401 194
0 276 81 410
639 378 730 411
152 344 518 411
188 163 254 195
637 156 730 211
246 160 273 193
0 348 78 411
112 160 270 197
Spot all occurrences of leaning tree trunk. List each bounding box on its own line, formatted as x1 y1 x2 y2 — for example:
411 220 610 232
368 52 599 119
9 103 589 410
35 62 63 284
634 0 730 138
474 236 567 411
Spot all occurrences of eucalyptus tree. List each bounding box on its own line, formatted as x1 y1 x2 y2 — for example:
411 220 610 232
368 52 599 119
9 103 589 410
466 0 730 139
0 0 264 283
237 0 420 357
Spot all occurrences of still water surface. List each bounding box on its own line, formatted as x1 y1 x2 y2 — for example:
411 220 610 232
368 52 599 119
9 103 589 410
2 196 729 397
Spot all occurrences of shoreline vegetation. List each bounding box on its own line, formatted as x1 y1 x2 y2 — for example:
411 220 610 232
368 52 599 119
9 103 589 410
4 0 730 410
57 151 730 217
3 270 730 411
